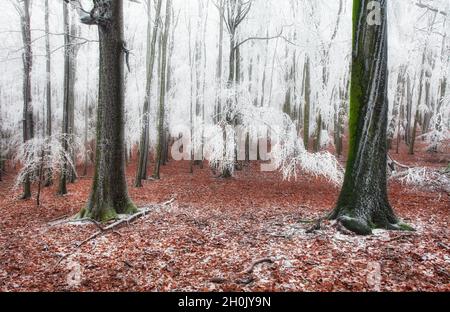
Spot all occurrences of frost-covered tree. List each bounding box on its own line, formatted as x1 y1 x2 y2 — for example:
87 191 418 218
135 0 162 187
153 0 172 180
14 0 34 199
329 0 414 235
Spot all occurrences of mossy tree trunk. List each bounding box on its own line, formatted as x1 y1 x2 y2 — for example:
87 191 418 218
77 0 136 222
329 0 412 235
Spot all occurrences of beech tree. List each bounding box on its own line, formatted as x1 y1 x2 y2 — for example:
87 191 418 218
58 1 71 195
44 0 53 187
135 0 163 187
16 0 34 199
153 0 172 179
329 0 414 235
71 0 137 221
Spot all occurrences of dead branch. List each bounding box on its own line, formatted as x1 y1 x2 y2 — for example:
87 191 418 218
47 214 69 224
437 242 449 250
415 2 447 16
76 198 175 248
388 154 411 170
306 219 322 234
385 234 416 243
242 258 274 274
210 277 227 284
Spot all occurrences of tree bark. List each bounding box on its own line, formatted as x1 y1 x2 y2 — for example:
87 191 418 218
215 0 224 124
58 1 71 195
153 0 172 180
329 0 413 235
78 0 137 221
44 0 53 187
409 50 426 155
303 56 311 150
135 0 162 187
20 0 33 200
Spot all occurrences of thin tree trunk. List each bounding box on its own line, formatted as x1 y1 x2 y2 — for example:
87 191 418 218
68 8 79 184
188 18 194 174
405 75 413 145
135 0 163 187
409 50 427 155
58 1 71 195
0 87 3 181
215 0 224 124
303 56 311 150
83 66 90 177
153 0 172 180
44 0 53 187
20 0 33 200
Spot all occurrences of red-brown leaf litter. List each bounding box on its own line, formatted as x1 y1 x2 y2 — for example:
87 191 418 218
0 143 448 292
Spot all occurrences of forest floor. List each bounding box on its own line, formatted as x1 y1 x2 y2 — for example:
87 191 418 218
0 143 449 292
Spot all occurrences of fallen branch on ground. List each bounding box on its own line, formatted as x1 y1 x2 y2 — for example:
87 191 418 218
388 154 411 170
47 214 69 224
77 198 176 248
242 258 274 274
306 219 322 234
54 199 176 268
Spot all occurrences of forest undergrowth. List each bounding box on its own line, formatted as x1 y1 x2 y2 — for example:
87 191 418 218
0 144 448 292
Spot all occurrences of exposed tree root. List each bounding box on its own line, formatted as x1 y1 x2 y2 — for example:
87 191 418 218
335 215 415 236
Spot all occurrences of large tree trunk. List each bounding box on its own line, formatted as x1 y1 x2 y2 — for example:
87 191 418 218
20 0 33 200
329 0 413 235
135 0 162 187
153 0 172 180
78 0 136 221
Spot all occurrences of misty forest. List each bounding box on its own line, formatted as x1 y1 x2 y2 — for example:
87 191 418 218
0 0 449 292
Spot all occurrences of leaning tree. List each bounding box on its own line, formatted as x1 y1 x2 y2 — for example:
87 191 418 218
67 0 137 221
329 0 413 235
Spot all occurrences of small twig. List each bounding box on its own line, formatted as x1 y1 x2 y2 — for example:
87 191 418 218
242 258 274 274
210 277 227 284
47 214 69 224
385 234 416 243
112 230 123 237
437 242 449 250
306 219 322 234
388 154 411 170
123 260 134 268
83 218 105 231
